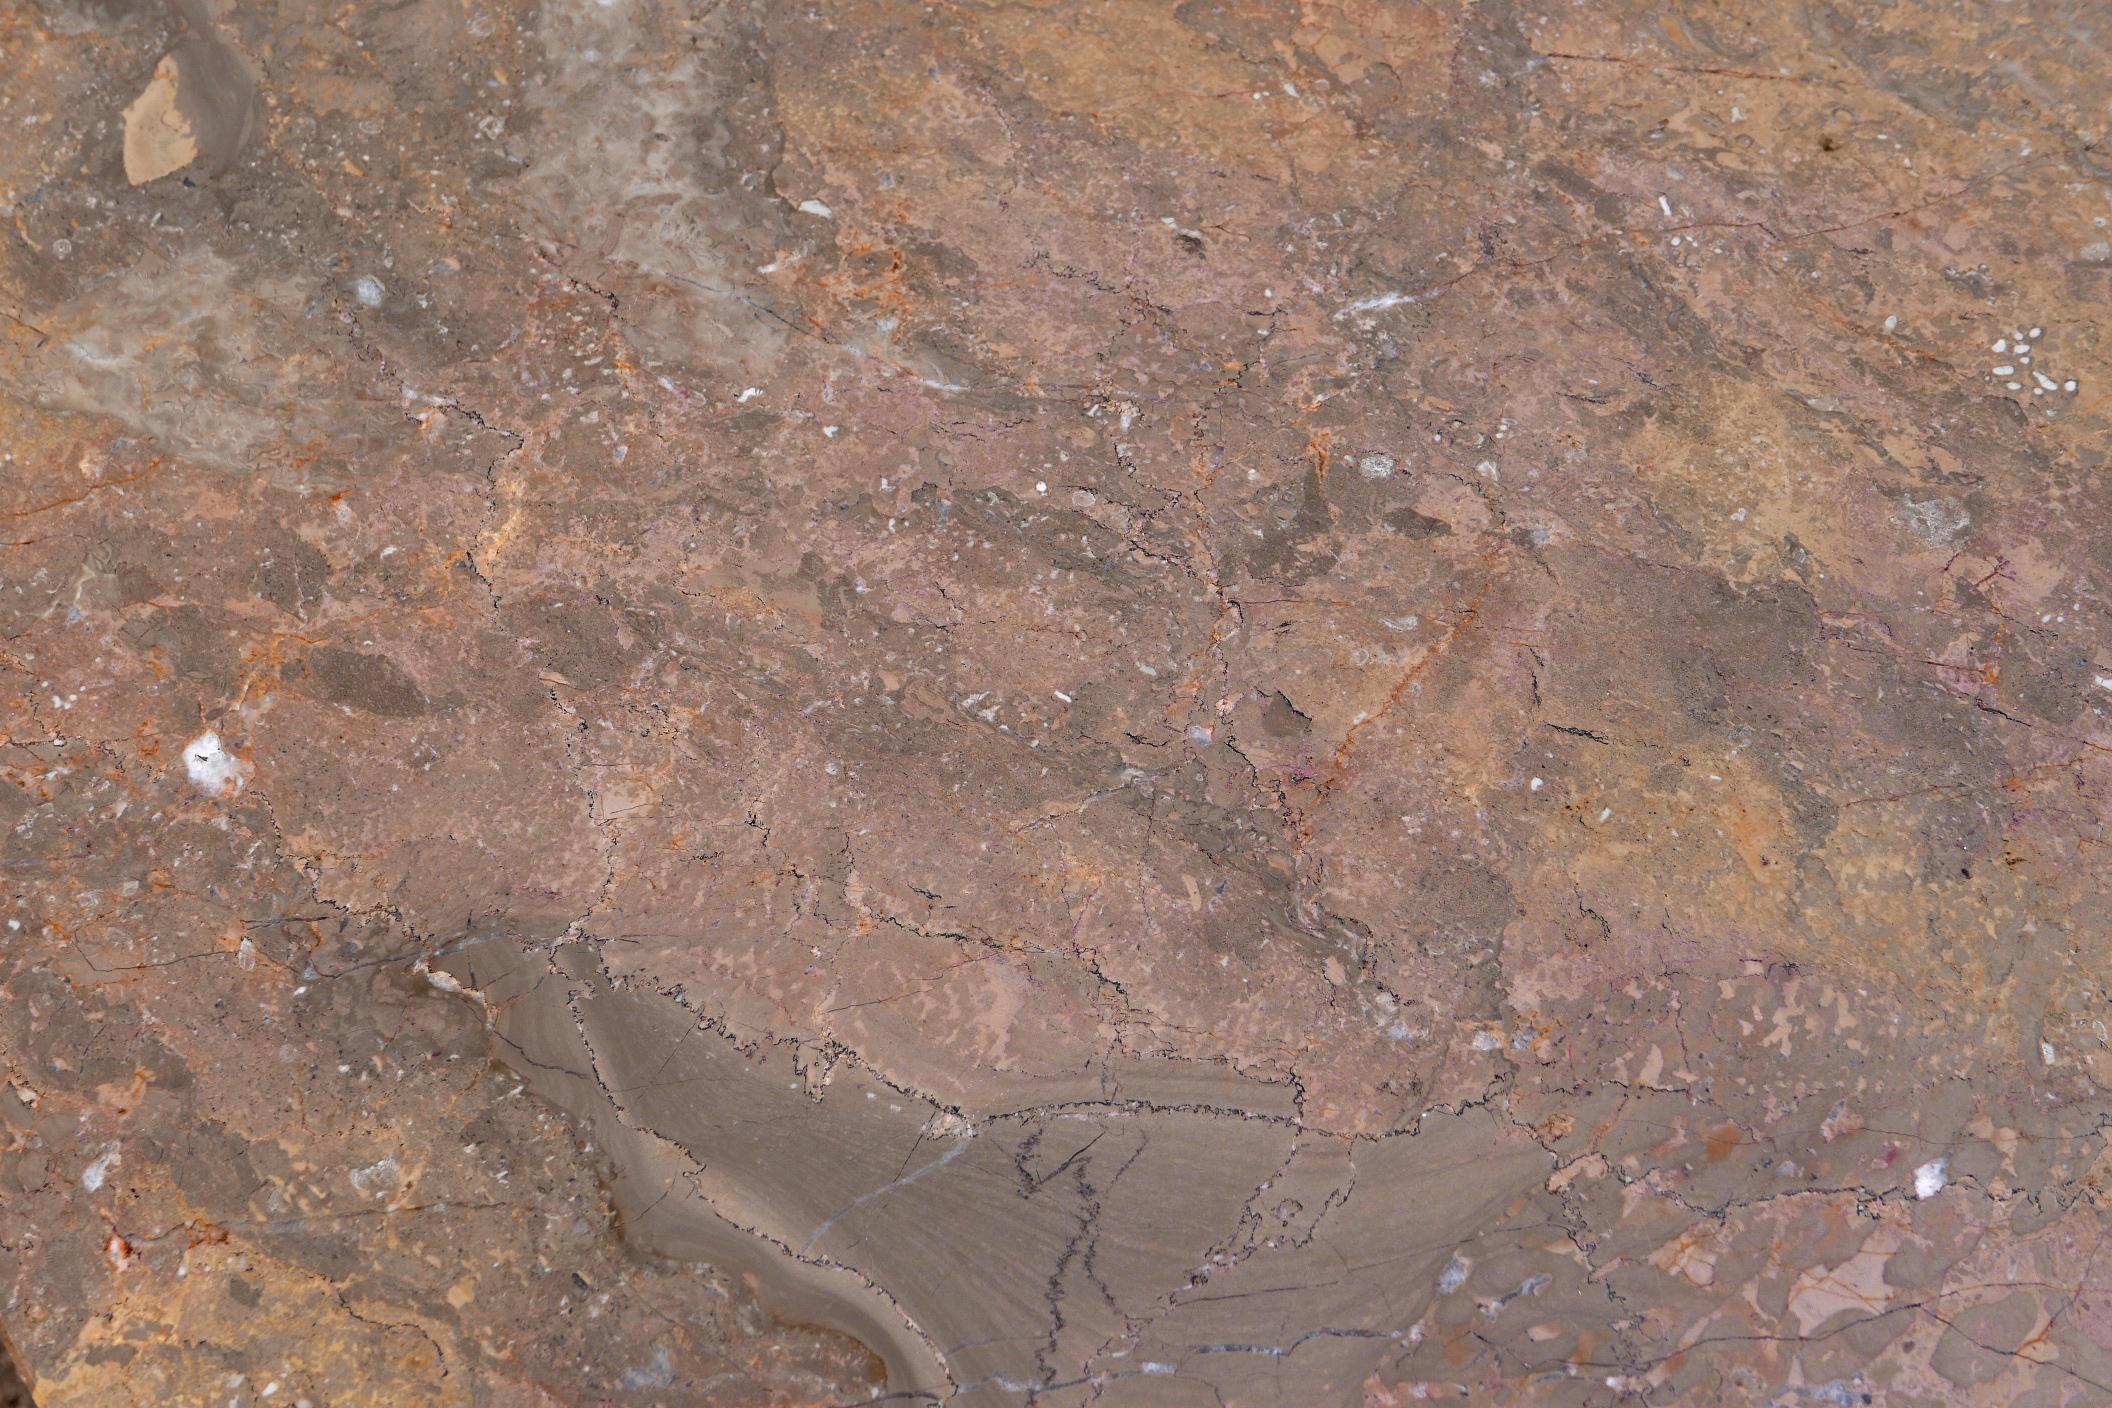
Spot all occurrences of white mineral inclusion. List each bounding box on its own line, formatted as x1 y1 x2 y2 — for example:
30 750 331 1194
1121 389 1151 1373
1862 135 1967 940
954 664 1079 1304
353 274 385 308
82 1142 120 1192
1913 1155 1949 1200
183 730 249 797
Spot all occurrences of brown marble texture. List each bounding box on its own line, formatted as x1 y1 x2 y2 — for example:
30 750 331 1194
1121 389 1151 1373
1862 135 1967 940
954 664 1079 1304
4 0 2112 1404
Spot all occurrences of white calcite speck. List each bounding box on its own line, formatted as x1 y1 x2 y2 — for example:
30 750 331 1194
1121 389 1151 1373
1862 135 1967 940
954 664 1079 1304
182 731 249 798
82 1142 120 1192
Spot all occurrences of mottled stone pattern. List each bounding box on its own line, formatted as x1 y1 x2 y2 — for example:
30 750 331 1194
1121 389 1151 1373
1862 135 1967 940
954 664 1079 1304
4 0 2110 1404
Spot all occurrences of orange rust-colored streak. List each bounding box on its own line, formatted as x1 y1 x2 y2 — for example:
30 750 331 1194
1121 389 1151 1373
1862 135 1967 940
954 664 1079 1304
1317 559 1501 795
228 628 336 710
1162 598 1238 725
1 459 165 520
1305 428 1332 481
821 242 915 320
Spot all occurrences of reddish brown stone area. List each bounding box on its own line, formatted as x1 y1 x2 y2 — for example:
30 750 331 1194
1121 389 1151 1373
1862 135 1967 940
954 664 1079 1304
5 0 2112 1404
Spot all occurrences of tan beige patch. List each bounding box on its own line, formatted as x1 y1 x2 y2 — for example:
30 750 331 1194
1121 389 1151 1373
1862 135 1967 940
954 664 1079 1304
122 57 198 186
